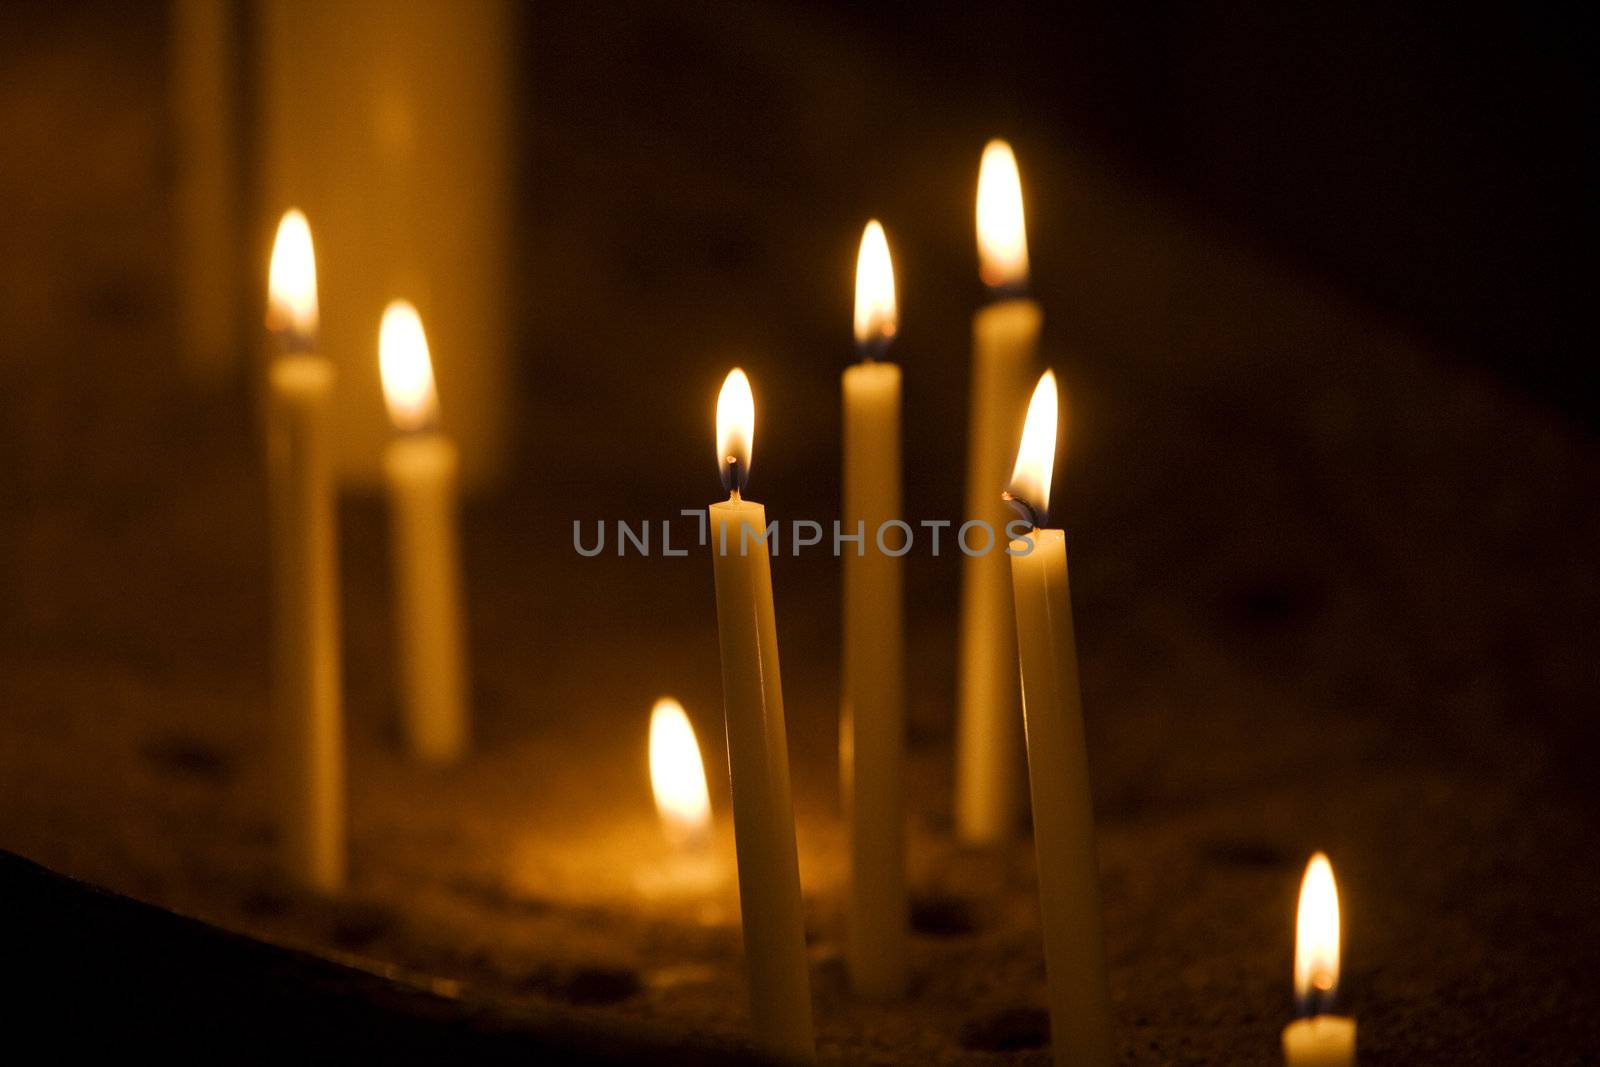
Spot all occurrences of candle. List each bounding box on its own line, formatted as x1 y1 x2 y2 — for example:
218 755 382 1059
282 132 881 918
649 697 713 850
1282 853 1357 1066
956 139 1040 844
841 220 908 1000
378 301 471 764
641 697 725 913
1005 371 1114 1066
265 209 346 892
709 369 815 1064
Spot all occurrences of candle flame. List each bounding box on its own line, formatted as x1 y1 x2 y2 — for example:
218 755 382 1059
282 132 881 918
976 139 1029 291
716 368 755 495
853 219 898 354
1005 370 1059 528
378 300 439 432
1294 852 1342 1012
267 208 319 345
649 698 712 847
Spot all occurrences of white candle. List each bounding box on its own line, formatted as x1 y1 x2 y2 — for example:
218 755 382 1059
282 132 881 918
265 210 346 892
1006 371 1114 1066
378 301 470 764
1283 853 1357 1067
841 220 908 1000
710 369 815 1064
957 139 1040 844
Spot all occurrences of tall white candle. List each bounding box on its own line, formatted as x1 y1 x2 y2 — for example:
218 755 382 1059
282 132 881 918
841 220 908 1000
1282 853 1357 1067
265 210 346 892
709 369 815 1063
1006 371 1114 1066
378 301 470 764
957 139 1040 844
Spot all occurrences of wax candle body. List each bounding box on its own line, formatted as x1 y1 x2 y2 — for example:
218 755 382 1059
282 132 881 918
841 361 907 1000
1010 528 1112 1066
267 354 346 892
711 499 815 1064
956 297 1041 843
384 432 469 763
1282 1017 1356 1067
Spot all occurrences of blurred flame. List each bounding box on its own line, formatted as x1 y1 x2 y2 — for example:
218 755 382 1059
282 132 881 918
853 219 898 351
976 140 1029 290
267 209 319 344
649 698 712 847
1006 370 1059 526
716 368 754 494
1295 852 1341 1009
378 300 439 432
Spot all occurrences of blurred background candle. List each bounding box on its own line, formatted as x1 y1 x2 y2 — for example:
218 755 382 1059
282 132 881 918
956 139 1040 845
265 209 346 892
379 300 470 764
841 219 908 1000
650 696 713 850
709 369 815 1064
1283 853 1357 1067
1006 371 1113 1066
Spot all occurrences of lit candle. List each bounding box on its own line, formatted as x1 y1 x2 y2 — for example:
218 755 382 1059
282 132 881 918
641 697 725 911
957 139 1040 844
841 220 908 1000
1005 371 1113 1066
649 696 713 850
378 301 470 764
1282 853 1357 1067
709 369 815 1063
265 209 346 892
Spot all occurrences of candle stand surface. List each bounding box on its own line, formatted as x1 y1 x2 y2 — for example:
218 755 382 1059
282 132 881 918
1 6 1594 1064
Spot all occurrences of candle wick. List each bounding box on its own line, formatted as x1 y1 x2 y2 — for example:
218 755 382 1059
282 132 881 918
721 455 748 498
856 334 891 364
986 279 1031 304
1001 489 1044 531
272 327 318 357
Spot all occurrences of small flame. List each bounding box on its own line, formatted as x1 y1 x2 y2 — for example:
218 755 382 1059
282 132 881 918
1294 852 1342 1012
267 209 319 345
649 698 712 847
853 219 898 354
1005 370 1059 528
976 140 1029 291
716 368 755 495
378 300 439 432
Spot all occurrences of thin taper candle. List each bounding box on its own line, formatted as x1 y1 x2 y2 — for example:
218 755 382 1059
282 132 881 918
710 369 815 1063
1006 370 1113 1066
265 209 346 892
841 220 907 1000
957 139 1040 844
379 301 470 763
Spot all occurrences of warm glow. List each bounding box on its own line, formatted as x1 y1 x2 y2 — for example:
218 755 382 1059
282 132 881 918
976 139 1029 290
716 368 755 495
1295 852 1342 1010
1006 370 1059 527
649 698 712 847
266 208 319 344
853 219 898 352
378 300 439 432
